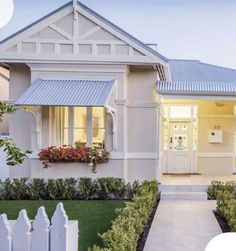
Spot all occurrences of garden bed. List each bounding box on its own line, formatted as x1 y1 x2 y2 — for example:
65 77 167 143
213 210 231 233
136 199 159 251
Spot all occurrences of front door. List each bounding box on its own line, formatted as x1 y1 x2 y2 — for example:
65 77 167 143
169 122 191 173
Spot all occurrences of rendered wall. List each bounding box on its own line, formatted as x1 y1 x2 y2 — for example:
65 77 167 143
0 67 9 135
9 64 32 178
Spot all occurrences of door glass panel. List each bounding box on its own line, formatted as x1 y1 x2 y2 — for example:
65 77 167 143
173 134 187 151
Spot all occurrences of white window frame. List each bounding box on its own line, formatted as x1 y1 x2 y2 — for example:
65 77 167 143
49 107 105 147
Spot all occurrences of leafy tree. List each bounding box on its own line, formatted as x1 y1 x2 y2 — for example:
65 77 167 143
0 102 32 165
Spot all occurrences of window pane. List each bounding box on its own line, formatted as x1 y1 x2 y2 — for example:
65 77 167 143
169 106 192 119
92 108 105 145
74 129 87 145
73 107 87 144
54 107 69 146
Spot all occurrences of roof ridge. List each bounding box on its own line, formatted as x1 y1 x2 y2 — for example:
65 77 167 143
169 59 200 62
199 61 236 72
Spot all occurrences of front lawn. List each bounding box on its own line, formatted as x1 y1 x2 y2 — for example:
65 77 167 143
0 200 125 251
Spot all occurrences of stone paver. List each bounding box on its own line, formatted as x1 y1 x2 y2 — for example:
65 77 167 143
144 200 222 251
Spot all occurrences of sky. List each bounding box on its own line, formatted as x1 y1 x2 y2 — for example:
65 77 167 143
1 0 236 69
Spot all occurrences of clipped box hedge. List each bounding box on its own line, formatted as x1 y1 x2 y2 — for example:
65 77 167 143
89 180 158 251
208 181 236 231
0 177 143 201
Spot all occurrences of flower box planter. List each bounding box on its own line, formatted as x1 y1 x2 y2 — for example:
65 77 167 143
38 143 110 173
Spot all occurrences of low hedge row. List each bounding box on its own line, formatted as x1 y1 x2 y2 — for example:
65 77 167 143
207 181 236 200
88 180 158 251
0 177 141 200
208 181 236 231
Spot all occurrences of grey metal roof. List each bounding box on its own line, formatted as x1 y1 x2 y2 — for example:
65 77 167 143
157 60 236 96
15 78 115 106
0 1 168 63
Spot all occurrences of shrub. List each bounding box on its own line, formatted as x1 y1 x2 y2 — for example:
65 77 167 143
0 177 143 201
78 178 94 200
88 180 158 251
38 144 110 173
94 178 127 199
215 184 236 232
208 181 236 200
28 178 48 200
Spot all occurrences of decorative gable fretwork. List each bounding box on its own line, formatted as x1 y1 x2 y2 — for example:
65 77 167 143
2 10 148 61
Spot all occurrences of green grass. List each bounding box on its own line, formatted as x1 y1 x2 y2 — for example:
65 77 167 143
0 200 125 251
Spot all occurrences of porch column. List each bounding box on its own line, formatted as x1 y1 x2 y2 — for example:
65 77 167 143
156 99 162 182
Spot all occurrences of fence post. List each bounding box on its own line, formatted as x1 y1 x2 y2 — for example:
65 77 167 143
13 209 31 251
0 214 12 251
31 206 50 251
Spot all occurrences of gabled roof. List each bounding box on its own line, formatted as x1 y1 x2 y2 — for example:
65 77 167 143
157 60 236 96
0 1 168 64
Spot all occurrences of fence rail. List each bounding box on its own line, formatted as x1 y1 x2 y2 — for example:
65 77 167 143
0 202 78 251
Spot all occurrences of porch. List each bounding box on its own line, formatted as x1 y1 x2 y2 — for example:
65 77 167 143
157 97 236 179
161 174 236 185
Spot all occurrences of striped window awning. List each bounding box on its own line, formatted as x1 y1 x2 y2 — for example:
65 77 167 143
15 78 116 107
157 81 236 96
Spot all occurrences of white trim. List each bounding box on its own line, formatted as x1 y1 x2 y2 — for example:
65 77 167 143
126 152 157 159
28 63 129 73
49 24 73 40
79 26 101 40
197 152 234 158
233 167 236 173
160 94 236 101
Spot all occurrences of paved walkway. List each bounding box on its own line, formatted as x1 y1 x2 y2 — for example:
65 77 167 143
144 201 222 251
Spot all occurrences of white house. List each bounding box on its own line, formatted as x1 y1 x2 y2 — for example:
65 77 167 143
0 1 236 181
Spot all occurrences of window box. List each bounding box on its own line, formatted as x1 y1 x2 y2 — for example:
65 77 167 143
38 143 110 173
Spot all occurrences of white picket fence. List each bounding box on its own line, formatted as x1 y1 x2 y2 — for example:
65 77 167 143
0 202 78 251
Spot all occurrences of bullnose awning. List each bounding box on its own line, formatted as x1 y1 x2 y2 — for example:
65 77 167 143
15 78 116 106
157 81 236 96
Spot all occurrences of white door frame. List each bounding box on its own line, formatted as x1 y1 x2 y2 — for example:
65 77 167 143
167 119 193 173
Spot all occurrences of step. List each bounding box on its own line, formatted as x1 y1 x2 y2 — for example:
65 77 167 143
160 184 209 193
161 191 208 201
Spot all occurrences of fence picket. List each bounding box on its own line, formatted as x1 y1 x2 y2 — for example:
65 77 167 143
0 214 12 251
13 209 31 251
0 203 78 251
31 206 50 251
51 202 68 251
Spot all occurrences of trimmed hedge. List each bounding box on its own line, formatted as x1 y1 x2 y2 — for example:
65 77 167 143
0 177 141 201
207 181 236 200
88 180 158 251
209 181 236 231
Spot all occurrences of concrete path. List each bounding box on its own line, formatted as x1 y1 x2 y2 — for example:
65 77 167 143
144 200 222 251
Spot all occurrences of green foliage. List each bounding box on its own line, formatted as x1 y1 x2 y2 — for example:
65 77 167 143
28 178 48 200
94 178 126 199
208 181 236 200
0 102 32 166
214 182 236 232
79 178 94 200
0 177 146 201
89 181 158 251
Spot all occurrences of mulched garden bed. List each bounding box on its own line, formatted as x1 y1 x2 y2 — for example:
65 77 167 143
213 210 231 233
136 199 160 251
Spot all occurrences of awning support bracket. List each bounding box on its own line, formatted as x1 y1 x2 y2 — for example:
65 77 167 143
23 106 42 149
106 106 117 150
